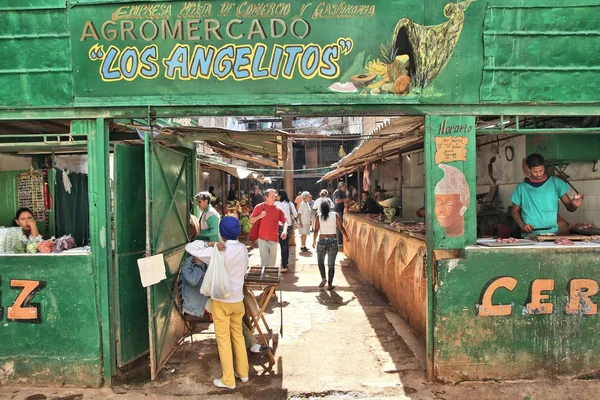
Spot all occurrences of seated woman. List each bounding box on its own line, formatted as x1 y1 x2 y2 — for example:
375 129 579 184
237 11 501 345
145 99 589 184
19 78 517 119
14 207 40 239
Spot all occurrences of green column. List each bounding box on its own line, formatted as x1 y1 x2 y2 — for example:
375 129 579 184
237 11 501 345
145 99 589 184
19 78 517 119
424 115 476 379
79 119 114 384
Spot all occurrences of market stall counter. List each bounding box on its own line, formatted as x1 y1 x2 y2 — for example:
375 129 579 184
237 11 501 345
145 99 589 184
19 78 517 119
0 249 103 386
343 213 459 337
434 237 600 382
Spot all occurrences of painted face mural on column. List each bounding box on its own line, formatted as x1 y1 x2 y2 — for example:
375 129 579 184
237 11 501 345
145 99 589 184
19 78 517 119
434 164 470 237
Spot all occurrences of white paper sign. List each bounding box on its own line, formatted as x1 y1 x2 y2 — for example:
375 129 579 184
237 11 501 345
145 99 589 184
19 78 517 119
137 254 167 287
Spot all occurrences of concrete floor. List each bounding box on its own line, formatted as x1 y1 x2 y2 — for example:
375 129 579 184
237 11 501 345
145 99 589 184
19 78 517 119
3 235 600 399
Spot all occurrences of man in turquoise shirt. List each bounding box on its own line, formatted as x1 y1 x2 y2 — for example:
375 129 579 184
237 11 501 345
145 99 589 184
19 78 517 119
511 154 583 236
195 191 221 242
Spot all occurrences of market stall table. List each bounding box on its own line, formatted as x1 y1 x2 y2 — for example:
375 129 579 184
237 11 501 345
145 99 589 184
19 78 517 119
243 266 280 373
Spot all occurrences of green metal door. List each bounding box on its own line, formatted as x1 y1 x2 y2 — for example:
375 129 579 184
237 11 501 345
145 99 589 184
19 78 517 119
145 140 192 380
113 144 149 367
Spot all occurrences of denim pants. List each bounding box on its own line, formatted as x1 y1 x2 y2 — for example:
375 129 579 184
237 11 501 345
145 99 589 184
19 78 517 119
317 238 339 285
278 225 293 268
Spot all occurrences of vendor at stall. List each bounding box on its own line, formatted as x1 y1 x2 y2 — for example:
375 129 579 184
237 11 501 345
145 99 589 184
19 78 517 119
14 207 40 238
360 191 382 214
511 153 583 236
195 191 221 242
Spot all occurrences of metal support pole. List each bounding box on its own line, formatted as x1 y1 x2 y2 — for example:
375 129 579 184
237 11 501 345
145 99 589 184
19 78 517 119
84 118 114 385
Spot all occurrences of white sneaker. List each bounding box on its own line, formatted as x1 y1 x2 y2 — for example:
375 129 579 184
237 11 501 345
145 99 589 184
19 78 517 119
234 371 249 382
213 378 236 389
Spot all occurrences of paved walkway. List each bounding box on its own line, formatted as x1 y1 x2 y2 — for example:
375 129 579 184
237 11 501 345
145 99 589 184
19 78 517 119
3 235 600 399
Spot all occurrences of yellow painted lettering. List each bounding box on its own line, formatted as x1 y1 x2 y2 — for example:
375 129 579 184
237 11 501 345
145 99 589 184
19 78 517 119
525 279 554 315
477 277 517 317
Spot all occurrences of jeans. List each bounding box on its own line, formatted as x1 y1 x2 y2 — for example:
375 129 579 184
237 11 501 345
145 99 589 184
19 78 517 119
278 225 293 268
181 256 209 317
317 238 339 286
337 212 344 245
258 238 278 267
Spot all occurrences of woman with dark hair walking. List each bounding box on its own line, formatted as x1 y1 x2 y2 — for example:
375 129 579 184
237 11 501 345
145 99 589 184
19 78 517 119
312 201 348 290
275 189 297 272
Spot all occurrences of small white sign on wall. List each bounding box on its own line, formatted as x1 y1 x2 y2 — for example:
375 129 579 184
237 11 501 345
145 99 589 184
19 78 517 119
137 254 167 287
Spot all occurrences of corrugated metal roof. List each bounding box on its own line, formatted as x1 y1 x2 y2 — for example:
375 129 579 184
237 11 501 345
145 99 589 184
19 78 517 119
319 117 424 182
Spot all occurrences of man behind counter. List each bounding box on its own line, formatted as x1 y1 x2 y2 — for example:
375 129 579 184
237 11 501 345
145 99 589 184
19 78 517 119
360 191 382 214
511 153 583 236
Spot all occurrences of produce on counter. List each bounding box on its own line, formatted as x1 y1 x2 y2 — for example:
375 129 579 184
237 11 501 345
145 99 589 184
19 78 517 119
38 239 54 253
239 216 251 234
13 240 26 254
53 235 77 252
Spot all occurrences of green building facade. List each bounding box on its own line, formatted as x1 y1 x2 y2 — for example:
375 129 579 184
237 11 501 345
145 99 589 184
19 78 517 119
1 0 600 386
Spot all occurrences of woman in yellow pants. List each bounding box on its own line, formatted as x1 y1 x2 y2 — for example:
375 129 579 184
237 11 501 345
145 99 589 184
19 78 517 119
186 216 249 389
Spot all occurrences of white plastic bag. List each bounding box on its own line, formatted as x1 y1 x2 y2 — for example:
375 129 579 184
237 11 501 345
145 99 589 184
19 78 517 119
200 244 232 300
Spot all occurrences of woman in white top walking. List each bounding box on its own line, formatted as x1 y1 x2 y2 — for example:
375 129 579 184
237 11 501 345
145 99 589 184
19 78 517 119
312 201 348 290
297 191 312 252
275 189 298 272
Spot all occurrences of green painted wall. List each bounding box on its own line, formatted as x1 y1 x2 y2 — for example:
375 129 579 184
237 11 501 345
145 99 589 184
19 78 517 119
0 0 73 108
0 255 103 386
435 248 600 382
1 0 599 110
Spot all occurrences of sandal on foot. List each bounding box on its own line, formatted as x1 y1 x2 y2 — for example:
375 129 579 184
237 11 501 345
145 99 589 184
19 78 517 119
319 279 327 288
327 285 336 290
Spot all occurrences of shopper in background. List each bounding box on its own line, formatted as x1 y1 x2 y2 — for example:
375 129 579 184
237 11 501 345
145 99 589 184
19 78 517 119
195 191 220 242
312 189 334 214
275 189 298 272
250 185 264 208
294 191 303 211
308 193 317 231
297 191 312 252
250 189 288 267
228 182 238 201
332 182 348 248
313 201 348 290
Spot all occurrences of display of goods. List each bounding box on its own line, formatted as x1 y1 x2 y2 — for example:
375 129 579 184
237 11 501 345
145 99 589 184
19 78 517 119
239 216 251 234
555 238 575 246
0 227 24 253
37 239 55 253
366 213 384 222
26 241 39 254
53 235 77 252
497 237 519 244
13 239 27 253
573 223 594 230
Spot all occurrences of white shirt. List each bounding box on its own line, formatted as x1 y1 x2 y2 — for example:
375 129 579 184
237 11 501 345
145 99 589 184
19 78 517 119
275 201 298 225
298 201 312 224
318 211 338 235
313 197 334 213
185 240 247 303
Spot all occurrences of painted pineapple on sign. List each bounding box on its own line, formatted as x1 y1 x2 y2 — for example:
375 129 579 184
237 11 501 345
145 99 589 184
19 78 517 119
329 0 476 96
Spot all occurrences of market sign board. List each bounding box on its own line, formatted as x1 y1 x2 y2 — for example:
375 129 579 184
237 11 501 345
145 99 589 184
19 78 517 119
69 0 479 104
425 115 476 249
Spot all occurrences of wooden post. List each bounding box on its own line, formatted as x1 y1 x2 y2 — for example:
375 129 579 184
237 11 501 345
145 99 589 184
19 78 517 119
398 151 403 218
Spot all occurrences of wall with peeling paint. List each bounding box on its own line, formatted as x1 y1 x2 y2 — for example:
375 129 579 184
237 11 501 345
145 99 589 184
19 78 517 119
0 255 103 386
434 247 600 382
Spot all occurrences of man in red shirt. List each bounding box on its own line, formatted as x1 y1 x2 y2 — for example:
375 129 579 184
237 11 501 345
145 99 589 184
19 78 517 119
250 189 288 267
